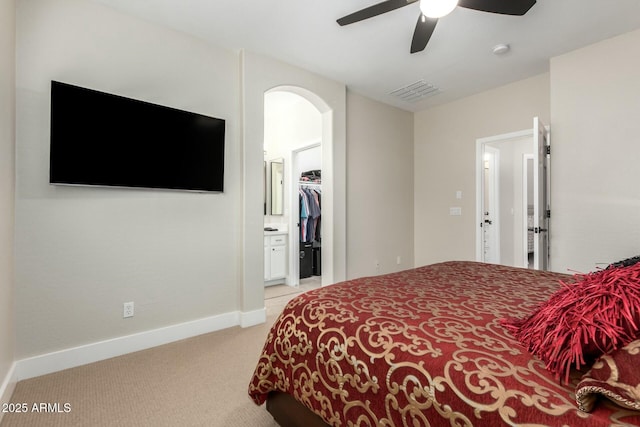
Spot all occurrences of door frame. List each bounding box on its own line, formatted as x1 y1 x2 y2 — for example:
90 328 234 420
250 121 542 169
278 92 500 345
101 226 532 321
522 154 534 268
483 146 500 264
475 129 533 263
532 117 550 271
288 141 322 287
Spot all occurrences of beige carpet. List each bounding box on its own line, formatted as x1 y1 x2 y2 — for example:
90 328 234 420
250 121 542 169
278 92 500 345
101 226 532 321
264 277 320 300
0 285 318 427
264 284 301 300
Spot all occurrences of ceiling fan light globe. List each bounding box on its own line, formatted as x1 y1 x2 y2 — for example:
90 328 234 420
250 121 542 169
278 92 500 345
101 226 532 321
419 0 459 18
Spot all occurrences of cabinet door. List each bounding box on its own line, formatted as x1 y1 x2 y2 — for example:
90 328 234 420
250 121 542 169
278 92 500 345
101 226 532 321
270 245 287 279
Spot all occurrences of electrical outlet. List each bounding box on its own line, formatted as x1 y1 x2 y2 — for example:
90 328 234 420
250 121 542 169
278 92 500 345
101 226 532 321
123 301 134 318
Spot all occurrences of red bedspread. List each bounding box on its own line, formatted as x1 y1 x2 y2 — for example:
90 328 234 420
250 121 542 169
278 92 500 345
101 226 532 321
248 261 640 426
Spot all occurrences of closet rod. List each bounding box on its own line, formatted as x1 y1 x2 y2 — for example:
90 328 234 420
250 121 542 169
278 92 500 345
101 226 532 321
299 181 321 187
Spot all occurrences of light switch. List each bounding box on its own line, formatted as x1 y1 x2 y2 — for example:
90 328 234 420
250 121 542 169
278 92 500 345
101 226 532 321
449 207 462 216
456 190 462 199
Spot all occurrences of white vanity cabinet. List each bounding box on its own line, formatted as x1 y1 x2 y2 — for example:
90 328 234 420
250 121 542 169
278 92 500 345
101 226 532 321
264 232 287 284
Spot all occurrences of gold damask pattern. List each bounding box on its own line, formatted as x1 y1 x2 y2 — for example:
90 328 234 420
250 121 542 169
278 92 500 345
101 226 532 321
248 261 640 426
577 339 640 413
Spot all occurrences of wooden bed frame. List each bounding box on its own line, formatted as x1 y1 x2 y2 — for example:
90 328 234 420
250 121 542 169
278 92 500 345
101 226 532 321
266 392 329 427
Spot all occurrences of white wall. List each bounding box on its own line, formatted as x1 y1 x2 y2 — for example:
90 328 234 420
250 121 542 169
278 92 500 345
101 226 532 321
550 29 640 273
414 73 550 267
346 92 414 278
296 147 322 177
11 0 351 376
264 91 322 156
15 0 241 358
0 0 16 414
415 29 640 273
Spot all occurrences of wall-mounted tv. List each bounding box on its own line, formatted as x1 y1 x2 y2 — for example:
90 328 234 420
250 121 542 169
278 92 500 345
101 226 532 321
50 81 225 192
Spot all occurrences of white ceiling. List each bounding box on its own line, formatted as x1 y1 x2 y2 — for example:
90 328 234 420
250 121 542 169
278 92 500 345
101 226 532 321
91 0 640 112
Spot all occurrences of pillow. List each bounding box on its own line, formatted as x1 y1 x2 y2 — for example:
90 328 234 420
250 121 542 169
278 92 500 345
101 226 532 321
608 255 640 269
501 262 640 384
576 339 640 412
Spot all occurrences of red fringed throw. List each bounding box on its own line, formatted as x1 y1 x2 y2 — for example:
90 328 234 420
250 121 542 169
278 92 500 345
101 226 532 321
501 263 640 384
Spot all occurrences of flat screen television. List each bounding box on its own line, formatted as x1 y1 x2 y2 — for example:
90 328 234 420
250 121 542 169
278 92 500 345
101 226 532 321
49 81 225 192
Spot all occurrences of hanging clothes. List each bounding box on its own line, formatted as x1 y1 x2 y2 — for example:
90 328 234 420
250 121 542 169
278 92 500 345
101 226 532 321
299 188 310 242
299 185 321 243
305 188 320 242
312 189 321 243
299 177 322 278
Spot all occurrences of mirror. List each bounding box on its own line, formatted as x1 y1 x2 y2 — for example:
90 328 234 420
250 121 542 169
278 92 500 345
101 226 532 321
270 159 284 215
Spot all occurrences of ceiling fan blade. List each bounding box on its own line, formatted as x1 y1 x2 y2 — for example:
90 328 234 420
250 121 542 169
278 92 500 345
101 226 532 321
410 15 438 54
457 0 536 16
337 0 418 26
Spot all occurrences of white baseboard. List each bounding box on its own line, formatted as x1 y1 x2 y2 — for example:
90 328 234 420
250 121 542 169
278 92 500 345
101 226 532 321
0 362 17 423
240 307 266 327
14 308 266 382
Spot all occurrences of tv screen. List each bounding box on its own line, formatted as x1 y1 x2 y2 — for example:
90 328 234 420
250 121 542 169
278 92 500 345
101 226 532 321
50 81 225 192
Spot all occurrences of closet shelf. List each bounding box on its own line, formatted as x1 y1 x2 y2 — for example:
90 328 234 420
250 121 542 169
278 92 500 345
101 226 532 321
298 181 321 187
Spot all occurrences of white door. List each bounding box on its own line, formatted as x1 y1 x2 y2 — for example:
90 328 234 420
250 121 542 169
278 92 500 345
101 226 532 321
532 117 549 270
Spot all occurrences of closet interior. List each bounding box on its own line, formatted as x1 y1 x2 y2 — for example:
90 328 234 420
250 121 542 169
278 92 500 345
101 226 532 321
299 169 321 279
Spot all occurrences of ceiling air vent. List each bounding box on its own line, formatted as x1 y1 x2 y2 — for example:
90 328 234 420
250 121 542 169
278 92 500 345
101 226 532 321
390 80 440 103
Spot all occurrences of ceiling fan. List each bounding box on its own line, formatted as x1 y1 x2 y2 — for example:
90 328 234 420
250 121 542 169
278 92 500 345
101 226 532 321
337 0 536 54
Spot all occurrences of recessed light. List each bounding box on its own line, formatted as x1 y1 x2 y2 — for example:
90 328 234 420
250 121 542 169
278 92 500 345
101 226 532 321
492 43 510 55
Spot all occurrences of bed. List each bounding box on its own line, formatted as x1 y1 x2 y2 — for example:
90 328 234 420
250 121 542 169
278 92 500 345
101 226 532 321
248 261 640 426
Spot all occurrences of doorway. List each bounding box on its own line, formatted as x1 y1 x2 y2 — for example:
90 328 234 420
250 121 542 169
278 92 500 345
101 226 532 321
482 146 500 264
289 142 322 287
263 89 324 296
475 118 550 270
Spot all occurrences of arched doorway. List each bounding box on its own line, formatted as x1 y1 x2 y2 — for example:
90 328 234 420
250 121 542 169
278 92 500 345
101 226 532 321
263 86 335 288
239 51 347 328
